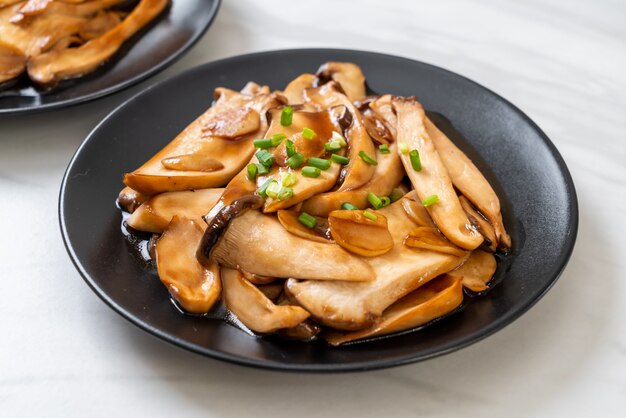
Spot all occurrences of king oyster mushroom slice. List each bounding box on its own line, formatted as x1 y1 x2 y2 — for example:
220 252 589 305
286 201 468 330
27 0 169 87
211 210 374 282
123 88 284 195
316 61 366 102
392 96 483 251
0 40 26 84
117 186 148 213
282 73 316 104
459 195 497 252
369 94 397 138
155 216 221 314
127 188 224 234
425 117 511 250
325 274 464 345
221 268 310 334
305 82 377 191
239 81 270 96
448 250 497 292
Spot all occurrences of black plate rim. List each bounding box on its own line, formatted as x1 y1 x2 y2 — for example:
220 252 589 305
59 48 579 372
0 0 222 116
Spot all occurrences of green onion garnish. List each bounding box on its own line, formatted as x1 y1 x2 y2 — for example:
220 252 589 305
331 131 347 147
330 154 350 165
266 180 282 199
398 142 409 154
302 127 316 140
257 178 274 198
298 212 317 228
285 139 296 157
341 202 359 210
287 152 305 169
367 192 384 209
253 138 273 149
380 196 391 207
409 149 422 171
358 150 378 165
422 194 439 207
277 187 294 201
256 149 275 168
271 133 286 147
301 166 321 178
379 144 390 154
281 106 293 126
307 157 331 170
363 211 378 221
246 163 258 180
325 141 342 152
281 172 297 187
256 163 269 175
389 188 404 203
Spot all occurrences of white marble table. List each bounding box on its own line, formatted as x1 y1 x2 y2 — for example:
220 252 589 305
1 0 624 416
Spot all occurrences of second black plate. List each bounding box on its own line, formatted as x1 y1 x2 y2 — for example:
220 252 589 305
60 49 578 372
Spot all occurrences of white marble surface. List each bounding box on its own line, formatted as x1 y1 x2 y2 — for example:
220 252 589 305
1 0 625 416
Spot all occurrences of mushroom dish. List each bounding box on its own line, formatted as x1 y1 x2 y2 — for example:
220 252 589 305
117 62 512 345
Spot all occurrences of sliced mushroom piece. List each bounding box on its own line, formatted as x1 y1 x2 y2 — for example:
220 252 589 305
78 10 122 41
278 320 321 342
239 81 270 96
241 270 277 285
27 0 169 87
325 275 464 345
448 250 497 292
127 188 223 234
277 210 332 243
316 61 366 101
160 154 224 172
328 209 394 257
401 191 435 228
0 40 26 84
459 195 497 252
282 73 316 104
202 106 260 139
124 90 283 195
117 186 148 213
404 227 467 257
221 267 310 333
155 216 221 314
286 201 468 330
212 210 374 282
425 116 511 250
392 97 483 250
369 94 397 138
256 282 284 302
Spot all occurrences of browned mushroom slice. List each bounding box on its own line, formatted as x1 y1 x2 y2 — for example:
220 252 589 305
316 61 366 101
404 226 467 257
256 282 283 302
16 0 116 20
325 275 464 345
127 188 223 233
448 250 497 292
212 210 374 282
240 271 277 285
239 81 270 96
328 209 394 257
221 268 310 333
155 216 221 314
0 40 26 84
369 94 397 138
123 90 283 195
459 195 497 252
117 186 148 213
392 97 483 250
78 10 123 41
286 201 467 330
202 106 260 139
27 0 169 87
425 117 511 250
278 320 321 342
401 191 436 228
282 73 316 104
277 210 332 243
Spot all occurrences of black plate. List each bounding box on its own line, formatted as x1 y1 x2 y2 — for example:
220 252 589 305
59 49 578 372
0 0 221 115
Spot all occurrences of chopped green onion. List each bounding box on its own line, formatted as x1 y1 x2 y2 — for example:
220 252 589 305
330 154 350 165
398 142 409 154
358 150 378 166
256 163 269 175
421 194 439 207
331 131 347 147
298 212 317 228
281 172 298 187
325 141 342 152
253 138 273 149
256 149 275 168
367 192 384 209
281 106 293 126
285 139 296 157
363 211 378 221
287 152 305 169
266 180 282 199
409 149 422 171
302 127 316 140
257 178 275 198
380 196 391 207
379 144 390 154
301 166 321 178
271 133 286 147
307 157 331 170
389 188 404 203
246 163 258 180
341 202 359 210
277 187 294 201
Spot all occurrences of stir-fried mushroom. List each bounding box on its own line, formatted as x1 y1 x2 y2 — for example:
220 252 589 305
282 73 316 104
316 61 366 102
448 250 497 292
0 40 26 84
117 186 148 213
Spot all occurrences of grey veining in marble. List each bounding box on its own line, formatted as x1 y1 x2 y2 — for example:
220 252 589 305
0 0 625 417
